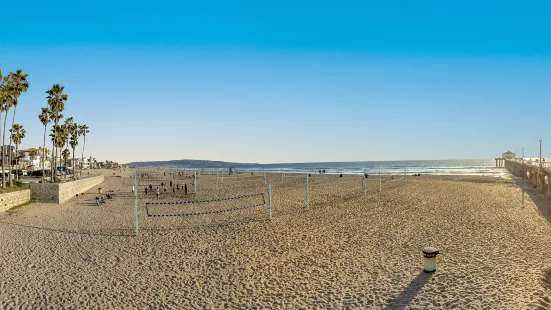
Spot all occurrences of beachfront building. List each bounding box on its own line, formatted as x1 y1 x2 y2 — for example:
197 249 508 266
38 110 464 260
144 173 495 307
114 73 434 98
18 148 52 171
66 158 92 170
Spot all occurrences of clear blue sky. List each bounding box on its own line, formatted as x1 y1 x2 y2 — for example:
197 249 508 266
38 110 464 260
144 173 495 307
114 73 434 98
1 0 550 163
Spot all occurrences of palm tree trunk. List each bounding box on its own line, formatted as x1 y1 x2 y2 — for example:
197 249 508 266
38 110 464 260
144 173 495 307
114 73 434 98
72 147 76 179
8 104 17 186
15 144 18 181
65 140 69 178
0 110 3 187
2 110 9 188
81 135 86 174
42 124 46 183
52 118 57 183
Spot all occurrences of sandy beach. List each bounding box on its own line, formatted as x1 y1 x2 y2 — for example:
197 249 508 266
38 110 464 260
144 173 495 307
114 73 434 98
1 169 551 308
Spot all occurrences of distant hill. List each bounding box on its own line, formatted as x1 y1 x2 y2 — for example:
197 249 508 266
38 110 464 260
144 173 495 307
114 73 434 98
125 159 259 168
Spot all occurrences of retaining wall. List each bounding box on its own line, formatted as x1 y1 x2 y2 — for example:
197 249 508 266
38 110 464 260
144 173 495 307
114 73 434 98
0 189 31 212
30 175 104 204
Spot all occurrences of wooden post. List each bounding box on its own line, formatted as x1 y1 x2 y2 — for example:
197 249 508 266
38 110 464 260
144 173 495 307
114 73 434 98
379 171 381 192
306 173 309 210
268 184 272 220
133 169 139 236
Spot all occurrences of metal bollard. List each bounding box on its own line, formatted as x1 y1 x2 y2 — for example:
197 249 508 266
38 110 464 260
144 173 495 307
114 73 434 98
423 247 440 273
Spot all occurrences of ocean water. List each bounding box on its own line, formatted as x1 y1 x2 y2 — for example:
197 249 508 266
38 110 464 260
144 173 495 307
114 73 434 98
180 159 512 177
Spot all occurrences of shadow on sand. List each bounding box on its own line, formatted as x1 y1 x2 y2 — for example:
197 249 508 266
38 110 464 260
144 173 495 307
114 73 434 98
512 177 551 226
0 215 268 236
0 221 136 237
385 271 433 310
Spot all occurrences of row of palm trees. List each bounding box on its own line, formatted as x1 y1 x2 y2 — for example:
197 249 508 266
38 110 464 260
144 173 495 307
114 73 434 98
0 69 29 187
39 84 90 183
0 67 91 187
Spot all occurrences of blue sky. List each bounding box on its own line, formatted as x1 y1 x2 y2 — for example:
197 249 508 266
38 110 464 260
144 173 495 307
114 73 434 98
1 0 550 163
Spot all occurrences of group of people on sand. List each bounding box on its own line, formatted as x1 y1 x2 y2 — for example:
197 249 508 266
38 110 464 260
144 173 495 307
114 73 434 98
144 181 189 198
139 173 154 179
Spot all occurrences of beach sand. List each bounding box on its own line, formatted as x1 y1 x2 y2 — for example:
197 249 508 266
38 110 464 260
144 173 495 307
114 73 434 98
1 169 551 308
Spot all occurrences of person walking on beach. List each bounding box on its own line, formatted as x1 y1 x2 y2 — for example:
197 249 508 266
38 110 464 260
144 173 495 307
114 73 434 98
149 184 152 190
145 187 148 195
156 187 160 198
170 180 173 187
184 184 188 195
163 183 167 193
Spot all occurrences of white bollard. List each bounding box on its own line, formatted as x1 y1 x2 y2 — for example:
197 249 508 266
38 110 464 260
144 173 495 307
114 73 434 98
423 247 440 273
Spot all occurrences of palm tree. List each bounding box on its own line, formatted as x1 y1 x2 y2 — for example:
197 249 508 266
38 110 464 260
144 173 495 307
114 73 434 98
9 124 26 181
61 124 70 176
38 107 50 183
6 70 29 186
46 84 67 182
61 149 70 175
50 125 66 181
0 71 6 183
63 118 74 175
79 124 89 173
1 78 14 188
68 120 79 179
50 125 65 179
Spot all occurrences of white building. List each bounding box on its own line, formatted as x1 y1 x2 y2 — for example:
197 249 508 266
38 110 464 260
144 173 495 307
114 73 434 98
19 148 51 170
502 151 515 160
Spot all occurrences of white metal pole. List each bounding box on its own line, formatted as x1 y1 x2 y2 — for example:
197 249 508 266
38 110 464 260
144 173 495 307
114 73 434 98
306 173 309 210
404 166 407 184
282 172 284 184
194 170 197 193
379 171 381 192
363 178 366 196
133 169 139 236
216 174 219 191
268 184 272 220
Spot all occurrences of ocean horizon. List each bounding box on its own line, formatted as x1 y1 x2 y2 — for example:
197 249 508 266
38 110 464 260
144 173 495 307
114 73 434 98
139 158 516 177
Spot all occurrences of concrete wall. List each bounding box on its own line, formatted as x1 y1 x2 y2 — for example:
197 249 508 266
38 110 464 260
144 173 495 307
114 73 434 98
58 175 104 203
0 189 31 212
29 182 59 203
30 175 104 204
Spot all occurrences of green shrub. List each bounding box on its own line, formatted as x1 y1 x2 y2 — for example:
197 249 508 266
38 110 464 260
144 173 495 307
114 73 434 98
12 180 23 188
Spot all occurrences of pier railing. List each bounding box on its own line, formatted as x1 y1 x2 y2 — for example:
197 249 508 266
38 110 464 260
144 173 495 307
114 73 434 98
503 158 550 199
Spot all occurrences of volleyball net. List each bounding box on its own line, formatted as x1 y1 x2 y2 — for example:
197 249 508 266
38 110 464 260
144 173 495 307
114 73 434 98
145 193 266 217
